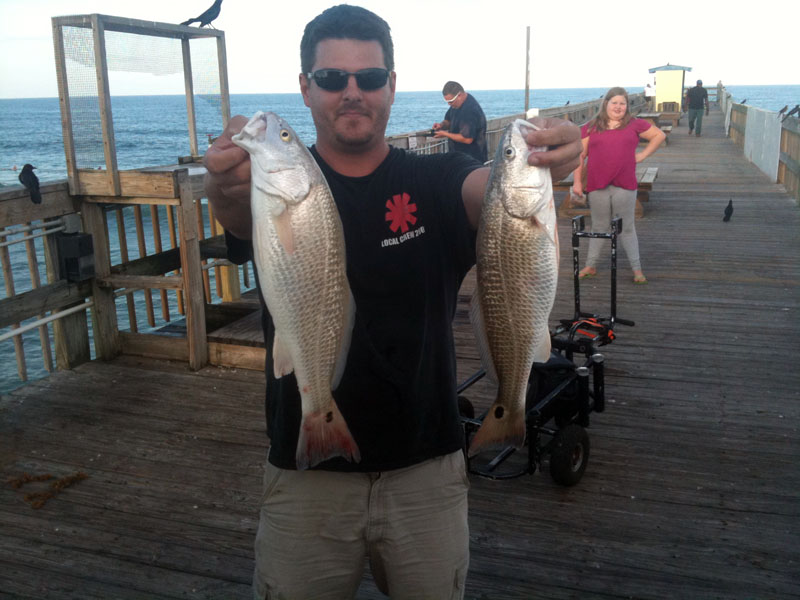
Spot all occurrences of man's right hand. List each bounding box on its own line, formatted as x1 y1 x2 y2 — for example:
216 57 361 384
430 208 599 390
203 115 253 239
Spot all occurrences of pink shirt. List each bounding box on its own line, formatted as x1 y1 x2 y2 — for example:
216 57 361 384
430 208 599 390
581 118 652 192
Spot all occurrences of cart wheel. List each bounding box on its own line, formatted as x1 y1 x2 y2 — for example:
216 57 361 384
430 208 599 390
457 395 475 419
549 424 590 486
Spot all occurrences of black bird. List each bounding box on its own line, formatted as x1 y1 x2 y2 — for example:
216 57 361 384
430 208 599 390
740 98 747 105
180 0 223 27
723 198 733 222
18 163 41 204
783 104 800 122
777 105 788 117
565 100 570 106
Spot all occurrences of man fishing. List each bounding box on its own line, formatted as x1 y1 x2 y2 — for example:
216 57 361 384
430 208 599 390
203 5 581 598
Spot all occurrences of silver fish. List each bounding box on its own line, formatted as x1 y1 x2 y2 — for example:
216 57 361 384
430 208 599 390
469 119 559 457
232 111 359 469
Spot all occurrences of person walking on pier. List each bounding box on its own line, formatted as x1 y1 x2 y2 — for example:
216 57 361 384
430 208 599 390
572 86 665 285
685 79 709 136
203 5 581 599
432 81 488 163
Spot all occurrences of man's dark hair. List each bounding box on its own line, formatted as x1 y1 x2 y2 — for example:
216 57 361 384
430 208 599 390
442 81 464 96
301 5 394 74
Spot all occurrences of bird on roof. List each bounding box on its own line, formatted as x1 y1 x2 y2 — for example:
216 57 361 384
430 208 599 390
18 164 41 204
722 199 733 222
180 0 223 28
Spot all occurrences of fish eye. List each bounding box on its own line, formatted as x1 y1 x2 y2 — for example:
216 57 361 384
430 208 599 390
279 129 292 142
504 146 515 158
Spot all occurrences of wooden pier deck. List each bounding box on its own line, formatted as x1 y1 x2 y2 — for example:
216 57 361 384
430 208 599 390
2 109 799 599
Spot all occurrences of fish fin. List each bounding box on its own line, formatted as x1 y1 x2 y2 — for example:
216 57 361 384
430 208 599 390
469 289 498 384
272 333 294 378
273 208 295 254
296 400 361 469
331 289 355 391
468 400 526 458
533 332 552 364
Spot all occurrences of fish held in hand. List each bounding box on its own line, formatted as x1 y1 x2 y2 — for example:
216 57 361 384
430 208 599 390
232 111 358 469
469 119 559 457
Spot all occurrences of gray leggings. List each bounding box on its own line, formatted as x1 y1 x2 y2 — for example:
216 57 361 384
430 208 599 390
585 185 642 272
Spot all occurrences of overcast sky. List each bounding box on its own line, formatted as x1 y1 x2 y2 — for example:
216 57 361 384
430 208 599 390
0 0 795 99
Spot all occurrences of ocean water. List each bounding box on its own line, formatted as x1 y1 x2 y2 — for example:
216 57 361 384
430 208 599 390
1 85 798 392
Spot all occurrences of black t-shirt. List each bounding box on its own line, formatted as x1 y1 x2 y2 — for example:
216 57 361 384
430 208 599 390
444 94 488 163
226 146 481 471
686 86 708 110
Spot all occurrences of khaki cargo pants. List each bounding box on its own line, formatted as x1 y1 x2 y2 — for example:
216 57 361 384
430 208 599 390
253 450 470 600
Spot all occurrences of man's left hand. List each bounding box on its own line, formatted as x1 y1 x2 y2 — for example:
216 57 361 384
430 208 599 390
523 117 582 182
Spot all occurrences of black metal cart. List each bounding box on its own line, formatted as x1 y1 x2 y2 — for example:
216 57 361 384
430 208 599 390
459 215 634 485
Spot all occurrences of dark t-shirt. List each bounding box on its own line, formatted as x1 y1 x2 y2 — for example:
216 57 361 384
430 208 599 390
444 94 488 163
686 86 708 110
226 146 481 471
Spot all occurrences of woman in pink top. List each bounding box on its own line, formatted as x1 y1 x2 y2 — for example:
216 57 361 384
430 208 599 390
572 87 665 284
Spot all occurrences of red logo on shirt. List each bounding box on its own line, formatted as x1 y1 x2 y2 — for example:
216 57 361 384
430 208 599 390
385 193 417 233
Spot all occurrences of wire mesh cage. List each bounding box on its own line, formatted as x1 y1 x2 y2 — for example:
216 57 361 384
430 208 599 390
51 14 230 197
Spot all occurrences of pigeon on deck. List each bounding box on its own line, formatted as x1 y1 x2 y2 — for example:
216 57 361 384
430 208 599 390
180 0 223 27
723 199 733 222
18 163 41 204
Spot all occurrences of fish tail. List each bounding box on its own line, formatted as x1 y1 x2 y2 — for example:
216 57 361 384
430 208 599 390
296 401 361 469
468 401 526 458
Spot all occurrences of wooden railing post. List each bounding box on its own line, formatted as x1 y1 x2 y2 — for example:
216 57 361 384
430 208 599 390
81 202 120 360
43 218 91 369
176 170 208 370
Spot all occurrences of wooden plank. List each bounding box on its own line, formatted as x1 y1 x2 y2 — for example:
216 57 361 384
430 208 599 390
99 274 184 290
118 331 189 361
80 202 119 360
42 229 91 370
50 20 79 195
0 182 78 228
182 37 199 159
176 170 208 370
90 15 120 196
217 34 231 127
208 342 266 371
76 170 179 199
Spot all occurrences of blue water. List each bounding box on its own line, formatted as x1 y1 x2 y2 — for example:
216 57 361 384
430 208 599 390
1 85 798 392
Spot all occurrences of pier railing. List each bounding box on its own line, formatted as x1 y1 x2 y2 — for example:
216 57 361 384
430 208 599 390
0 167 252 391
387 93 647 156
718 84 800 201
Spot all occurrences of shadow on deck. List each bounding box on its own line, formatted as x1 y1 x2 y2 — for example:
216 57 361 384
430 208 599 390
2 110 799 599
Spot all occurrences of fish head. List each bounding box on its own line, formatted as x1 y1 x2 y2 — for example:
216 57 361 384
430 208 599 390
490 119 553 221
232 111 322 215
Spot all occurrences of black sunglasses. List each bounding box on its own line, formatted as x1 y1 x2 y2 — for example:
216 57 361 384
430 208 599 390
306 68 390 92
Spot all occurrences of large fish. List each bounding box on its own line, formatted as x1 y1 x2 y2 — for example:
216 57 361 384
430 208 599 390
232 111 359 469
469 119 559 457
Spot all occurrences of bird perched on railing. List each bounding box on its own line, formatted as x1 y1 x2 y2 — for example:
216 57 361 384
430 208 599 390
782 105 799 122
180 0 223 28
723 199 733 222
777 105 788 117
18 164 41 204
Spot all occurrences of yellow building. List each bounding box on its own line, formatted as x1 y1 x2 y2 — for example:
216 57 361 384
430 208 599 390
648 64 692 112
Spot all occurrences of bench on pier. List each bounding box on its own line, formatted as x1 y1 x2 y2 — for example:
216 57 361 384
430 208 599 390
555 166 658 219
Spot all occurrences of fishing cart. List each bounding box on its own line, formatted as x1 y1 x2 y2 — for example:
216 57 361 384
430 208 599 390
459 215 634 485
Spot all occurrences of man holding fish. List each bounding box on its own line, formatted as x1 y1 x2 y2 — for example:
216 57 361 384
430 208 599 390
204 4 580 599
